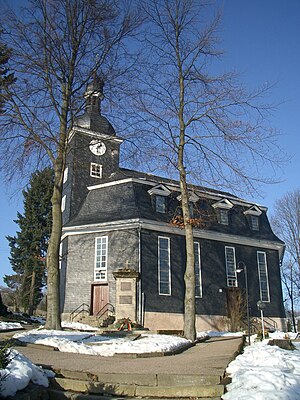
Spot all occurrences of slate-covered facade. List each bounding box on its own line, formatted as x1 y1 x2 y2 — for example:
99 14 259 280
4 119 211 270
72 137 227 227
60 79 286 331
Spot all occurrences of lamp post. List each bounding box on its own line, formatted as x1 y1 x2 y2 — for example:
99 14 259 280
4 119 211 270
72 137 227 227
237 261 251 346
257 300 266 340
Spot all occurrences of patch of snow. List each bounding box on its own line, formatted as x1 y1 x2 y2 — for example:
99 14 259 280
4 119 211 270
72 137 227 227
13 329 190 356
14 329 94 343
61 321 99 331
222 341 300 400
197 330 243 338
0 322 23 331
0 349 49 398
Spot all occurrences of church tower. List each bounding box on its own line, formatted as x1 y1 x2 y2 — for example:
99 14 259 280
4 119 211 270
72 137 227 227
62 76 123 224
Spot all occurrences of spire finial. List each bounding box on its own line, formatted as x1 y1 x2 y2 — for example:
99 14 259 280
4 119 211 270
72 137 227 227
84 73 104 114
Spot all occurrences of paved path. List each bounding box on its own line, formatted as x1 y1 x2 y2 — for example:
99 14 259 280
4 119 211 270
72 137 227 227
13 336 243 378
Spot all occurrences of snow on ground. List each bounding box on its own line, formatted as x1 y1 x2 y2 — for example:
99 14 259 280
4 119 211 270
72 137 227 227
0 349 52 398
61 321 99 331
222 333 300 400
13 329 190 356
2 324 300 399
0 321 23 331
199 330 244 338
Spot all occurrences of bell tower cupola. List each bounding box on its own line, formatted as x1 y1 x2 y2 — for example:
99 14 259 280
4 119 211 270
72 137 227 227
62 75 123 224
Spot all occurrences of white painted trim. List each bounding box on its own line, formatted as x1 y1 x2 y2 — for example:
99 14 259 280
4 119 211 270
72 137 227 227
177 192 199 203
243 205 262 216
212 198 234 210
69 126 123 143
62 218 284 256
87 178 157 191
63 167 69 184
61 195 66 212
148 184 171 196
158 236 171 296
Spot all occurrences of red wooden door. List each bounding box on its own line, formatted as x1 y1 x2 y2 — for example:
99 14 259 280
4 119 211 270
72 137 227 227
92 284 109 315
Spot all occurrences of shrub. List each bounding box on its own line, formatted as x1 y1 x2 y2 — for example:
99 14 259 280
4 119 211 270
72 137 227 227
0 341 12 369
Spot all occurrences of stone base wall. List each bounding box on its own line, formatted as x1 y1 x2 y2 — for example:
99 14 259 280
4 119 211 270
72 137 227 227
144 311 230 332
268 317 287 332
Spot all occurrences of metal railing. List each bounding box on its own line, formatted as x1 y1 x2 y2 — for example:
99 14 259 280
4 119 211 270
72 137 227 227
263 316 278 331
70 303 90 322
96 302 115 324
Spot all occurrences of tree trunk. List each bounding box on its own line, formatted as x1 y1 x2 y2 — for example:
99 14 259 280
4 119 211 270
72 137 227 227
179 168 196 341
45 166 63 330
28 268 36 316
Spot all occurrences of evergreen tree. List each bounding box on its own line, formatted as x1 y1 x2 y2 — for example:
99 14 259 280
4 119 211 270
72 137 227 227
4 167 53 314
0 29 15 113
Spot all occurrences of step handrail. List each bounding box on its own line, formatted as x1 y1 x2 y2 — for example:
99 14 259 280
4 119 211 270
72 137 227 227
70 303 90 322
263 316 278 330
96 302 115 321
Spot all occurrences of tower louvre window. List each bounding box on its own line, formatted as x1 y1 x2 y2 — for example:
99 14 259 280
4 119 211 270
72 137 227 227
90 162 102 178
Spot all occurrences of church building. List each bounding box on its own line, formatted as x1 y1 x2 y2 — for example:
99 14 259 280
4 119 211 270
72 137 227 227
60 78 286 332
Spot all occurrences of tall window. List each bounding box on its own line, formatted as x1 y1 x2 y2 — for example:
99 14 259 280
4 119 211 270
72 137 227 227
90 162 102 178
257 251 270 302
225 246 237 287
158 237 171 295
94 236 108 281
194 242 202 298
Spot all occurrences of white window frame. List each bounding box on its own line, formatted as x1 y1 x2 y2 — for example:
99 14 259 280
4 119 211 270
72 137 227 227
158 236 171 295
63 167 68 184
90 162 102 178
225 246 237 287
257 251 270 302
61 195 66 212
94 236 108 281
194 242 202 298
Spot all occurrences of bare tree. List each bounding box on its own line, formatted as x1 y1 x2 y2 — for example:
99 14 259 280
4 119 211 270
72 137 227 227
272 189 300 331
135 0 282 340
0 0 142 329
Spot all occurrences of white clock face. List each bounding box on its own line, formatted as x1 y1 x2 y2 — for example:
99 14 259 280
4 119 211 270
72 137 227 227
89 140 106 156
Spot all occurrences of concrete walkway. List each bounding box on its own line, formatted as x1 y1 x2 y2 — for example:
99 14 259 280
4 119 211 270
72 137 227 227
13 336 243 377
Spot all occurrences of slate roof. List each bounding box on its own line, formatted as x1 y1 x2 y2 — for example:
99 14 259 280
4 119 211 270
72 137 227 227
64 168 283 245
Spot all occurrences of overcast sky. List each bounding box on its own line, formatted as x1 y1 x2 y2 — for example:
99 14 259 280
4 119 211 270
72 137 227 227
0 0 299 285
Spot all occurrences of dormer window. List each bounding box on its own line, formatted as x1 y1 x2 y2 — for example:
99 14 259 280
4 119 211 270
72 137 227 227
250 215 259 231
212 199 234 226
219 209 229 225
189 202 194 218
156 195 166 213
148 184 171 214
177 192 199 218
243 205 262 231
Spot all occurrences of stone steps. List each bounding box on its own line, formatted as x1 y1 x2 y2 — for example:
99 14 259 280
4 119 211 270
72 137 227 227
49 369 225 398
